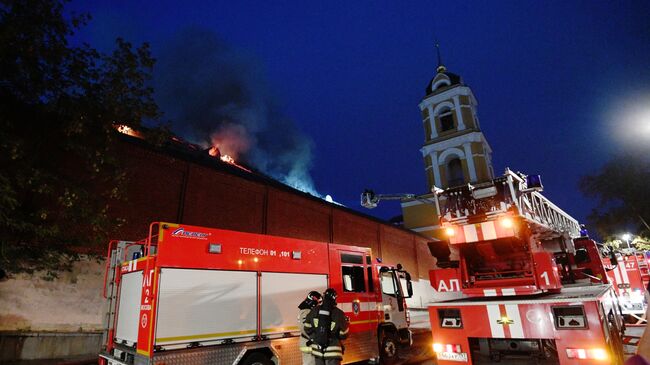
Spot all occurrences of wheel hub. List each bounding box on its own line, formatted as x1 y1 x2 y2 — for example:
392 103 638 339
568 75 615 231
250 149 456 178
384 341 396 357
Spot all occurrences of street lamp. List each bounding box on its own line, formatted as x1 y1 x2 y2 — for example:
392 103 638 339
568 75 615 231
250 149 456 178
622 233 632 250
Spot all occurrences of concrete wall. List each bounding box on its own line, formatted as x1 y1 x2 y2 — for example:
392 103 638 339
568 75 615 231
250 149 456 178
0 259 105 360
0 259 104 332
0 332 102 361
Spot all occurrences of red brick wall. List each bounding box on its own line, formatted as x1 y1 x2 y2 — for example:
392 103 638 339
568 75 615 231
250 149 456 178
182 165 267 233
112 139 433 276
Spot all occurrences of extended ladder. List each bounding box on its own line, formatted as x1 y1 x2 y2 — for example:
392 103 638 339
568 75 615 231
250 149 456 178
435 168 581 239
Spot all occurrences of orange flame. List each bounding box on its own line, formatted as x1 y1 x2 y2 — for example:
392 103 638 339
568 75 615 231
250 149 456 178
208 146 220 157
220 154 236 164
207 144 251 172
115 124 142 138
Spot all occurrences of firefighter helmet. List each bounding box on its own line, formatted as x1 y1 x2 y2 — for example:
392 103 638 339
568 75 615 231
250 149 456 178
307 290 322 304
324 288 337 301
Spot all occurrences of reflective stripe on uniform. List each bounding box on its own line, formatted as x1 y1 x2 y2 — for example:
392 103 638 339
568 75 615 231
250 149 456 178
304 322 312 328
319 310 330 315
310 346 324 357
299 346 311 353
330 322 336 330
311 344 344 358
313 318 319 326
339 327 349 336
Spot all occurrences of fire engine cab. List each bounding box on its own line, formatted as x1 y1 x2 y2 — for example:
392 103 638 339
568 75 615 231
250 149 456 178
426 169 626 364
100 222 414 365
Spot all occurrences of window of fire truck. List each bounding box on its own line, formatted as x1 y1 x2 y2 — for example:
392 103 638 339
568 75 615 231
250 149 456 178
342 265 366 292
461 239 534 286
380 271 398 297
438 308 463 328
552 305 587 329
341 253 364 264
367 266 375 292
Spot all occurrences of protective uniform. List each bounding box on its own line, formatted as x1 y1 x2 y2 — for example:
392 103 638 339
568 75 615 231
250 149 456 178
304 289 349 365
298 291 322 365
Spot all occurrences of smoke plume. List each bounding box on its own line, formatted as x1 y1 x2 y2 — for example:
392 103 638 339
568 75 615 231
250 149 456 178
154 28 318 196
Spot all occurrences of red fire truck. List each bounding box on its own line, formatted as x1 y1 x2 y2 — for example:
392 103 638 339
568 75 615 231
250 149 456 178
604 250 649 325
426 169 626 364
99 222 414 365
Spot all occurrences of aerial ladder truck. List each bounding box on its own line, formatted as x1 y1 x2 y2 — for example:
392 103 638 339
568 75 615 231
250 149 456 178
425 169 626 364
363 168 628 364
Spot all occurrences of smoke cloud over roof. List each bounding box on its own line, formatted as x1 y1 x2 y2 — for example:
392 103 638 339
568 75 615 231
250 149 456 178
154 28 318 196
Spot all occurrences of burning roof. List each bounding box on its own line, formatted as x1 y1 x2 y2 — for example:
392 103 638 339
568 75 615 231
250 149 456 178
114 123 251 173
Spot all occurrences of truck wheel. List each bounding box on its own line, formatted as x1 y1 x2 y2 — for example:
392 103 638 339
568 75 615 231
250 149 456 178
380 332 399 364
240 352 273 365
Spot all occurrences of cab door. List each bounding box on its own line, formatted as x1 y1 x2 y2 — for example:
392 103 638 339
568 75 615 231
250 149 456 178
379 267 407 328
329 249 375 331
340 251 372 325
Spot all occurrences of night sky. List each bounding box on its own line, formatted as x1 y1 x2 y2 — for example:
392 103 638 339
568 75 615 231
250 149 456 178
71 1 650 227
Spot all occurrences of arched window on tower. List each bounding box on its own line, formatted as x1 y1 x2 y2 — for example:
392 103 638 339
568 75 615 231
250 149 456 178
434 80 450 91
438 107 455 132
447 158 464 187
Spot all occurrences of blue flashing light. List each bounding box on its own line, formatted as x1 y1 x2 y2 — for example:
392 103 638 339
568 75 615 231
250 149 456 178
526 174 543 190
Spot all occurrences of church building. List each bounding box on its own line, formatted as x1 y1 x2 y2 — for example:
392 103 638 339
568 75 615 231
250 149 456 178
401 54 495 239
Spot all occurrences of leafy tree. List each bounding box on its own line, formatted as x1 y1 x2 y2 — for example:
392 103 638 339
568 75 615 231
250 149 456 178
602 236 650 251
0 0 159 277
580 153 650 241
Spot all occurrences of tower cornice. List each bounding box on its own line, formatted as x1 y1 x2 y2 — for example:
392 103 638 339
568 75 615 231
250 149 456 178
419 85 477 111
419 131 492 156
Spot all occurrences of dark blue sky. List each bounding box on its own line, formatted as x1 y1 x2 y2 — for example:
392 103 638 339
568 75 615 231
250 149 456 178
72 1 650 226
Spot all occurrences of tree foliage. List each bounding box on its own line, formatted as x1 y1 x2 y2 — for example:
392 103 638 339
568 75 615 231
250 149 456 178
0 0 159 276
580 153 650 240
602 236 650 251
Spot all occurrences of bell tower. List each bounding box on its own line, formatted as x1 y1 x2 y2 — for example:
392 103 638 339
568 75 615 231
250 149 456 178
401 48 494 237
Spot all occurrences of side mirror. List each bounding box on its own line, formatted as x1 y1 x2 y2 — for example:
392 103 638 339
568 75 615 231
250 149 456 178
406 279 413 298
574 248 589 264
401 271 413 298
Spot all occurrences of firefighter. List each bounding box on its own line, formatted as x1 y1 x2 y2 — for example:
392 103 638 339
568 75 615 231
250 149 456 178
298 291 322 365
304 288 349 365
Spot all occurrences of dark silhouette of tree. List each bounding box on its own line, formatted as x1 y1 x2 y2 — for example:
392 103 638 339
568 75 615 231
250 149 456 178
580 153 650 240
0 0 159 277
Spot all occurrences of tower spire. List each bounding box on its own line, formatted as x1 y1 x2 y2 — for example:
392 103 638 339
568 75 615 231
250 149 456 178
435 43 446 73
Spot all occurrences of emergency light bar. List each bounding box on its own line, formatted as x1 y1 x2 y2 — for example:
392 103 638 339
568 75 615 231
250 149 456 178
525 174 543 191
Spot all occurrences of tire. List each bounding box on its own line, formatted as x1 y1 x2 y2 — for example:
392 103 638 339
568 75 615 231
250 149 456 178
240 352 273 365
379 331 399 365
